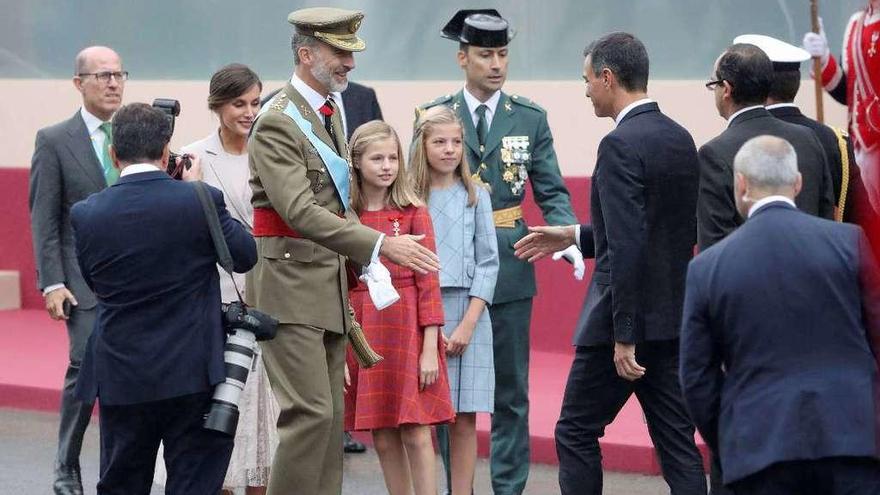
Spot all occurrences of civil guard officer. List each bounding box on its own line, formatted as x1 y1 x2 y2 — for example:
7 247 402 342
416 9 579 495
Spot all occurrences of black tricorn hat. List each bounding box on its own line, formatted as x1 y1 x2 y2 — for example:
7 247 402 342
440 9 515 47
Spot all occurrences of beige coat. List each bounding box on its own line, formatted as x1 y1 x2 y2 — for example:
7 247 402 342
247 83 379 333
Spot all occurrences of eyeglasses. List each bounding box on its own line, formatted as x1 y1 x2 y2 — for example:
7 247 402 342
705 79 724 91
78 71 129 84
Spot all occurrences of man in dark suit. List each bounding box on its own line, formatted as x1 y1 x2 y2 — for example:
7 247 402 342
698 43 835 250
339 81 383 139
680 135 880 495
514 32 706 495
71 103 257 494
28 45 126 495
735 34 867 224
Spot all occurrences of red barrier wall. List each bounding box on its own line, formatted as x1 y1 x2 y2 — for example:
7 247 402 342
0 169 39 310
0 169 593 354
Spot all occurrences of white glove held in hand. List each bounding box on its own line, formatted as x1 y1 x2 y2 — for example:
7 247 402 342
803 17 830 66
359 260 400 310
552 244 586 281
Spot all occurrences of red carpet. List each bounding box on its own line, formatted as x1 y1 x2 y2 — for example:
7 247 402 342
1 309 707 473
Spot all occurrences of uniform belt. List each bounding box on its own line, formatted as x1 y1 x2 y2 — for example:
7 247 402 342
253 208 303 237
493 205 523 228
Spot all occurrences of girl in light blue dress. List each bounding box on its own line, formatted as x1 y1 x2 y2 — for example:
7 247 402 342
410 105 499 494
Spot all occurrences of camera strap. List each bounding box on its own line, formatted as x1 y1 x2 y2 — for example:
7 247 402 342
194 181 245 304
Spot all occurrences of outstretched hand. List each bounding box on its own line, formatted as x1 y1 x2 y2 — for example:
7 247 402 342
379 234 440 274
513 225 577 262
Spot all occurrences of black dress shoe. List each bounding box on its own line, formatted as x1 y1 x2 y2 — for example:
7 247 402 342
343 431 366 453
54 463 83 495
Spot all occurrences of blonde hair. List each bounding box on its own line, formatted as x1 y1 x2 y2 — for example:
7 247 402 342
410 106 479 207
349 120 422 213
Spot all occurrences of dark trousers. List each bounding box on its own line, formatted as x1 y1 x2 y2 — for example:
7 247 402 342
555 341 706 495
710 452 733 495
57 307 96 469
97 391 233 495
489 299 533 495
729 457 880 495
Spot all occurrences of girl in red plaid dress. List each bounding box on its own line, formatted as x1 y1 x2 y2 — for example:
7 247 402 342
344 120 454 495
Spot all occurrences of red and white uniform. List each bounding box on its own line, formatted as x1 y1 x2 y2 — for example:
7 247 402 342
822 7 880 208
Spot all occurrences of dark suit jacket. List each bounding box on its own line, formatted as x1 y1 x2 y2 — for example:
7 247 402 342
769 104 865 223
28 110 107 308
697 107 835 250
260 81 383 141
341 81 383 140
71 171 256 406
574 102 699 346
680 202 880 484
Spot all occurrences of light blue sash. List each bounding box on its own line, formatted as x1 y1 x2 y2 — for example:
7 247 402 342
258 95 350 211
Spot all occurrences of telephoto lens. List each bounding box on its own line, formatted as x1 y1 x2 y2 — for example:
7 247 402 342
204 302 277 435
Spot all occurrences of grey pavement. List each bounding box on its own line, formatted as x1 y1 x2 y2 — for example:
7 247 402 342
0 408 669 494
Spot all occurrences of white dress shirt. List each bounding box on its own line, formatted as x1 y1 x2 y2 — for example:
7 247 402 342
748 195 796 218
727 105 764 127
120 163 160 177
765 103 798 111
462 87 501 129
615 98 654 126
80 107 110 169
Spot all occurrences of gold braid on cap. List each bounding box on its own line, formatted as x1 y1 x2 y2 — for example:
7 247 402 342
312 31 364 51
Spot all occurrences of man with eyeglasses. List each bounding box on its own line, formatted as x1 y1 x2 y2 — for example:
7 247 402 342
697 42 836 494
698 42 834 251
28 45 126 495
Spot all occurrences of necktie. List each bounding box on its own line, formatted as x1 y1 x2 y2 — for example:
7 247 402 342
475 104 489 149
319 97 339 153
99 122 118 185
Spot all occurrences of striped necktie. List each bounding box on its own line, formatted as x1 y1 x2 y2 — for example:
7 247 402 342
319 96 339 153
99 122 118 185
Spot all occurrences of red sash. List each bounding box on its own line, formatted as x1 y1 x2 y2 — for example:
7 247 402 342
253 207 302 238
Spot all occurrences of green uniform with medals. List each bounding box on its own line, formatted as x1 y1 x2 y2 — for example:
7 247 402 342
417 88 576 494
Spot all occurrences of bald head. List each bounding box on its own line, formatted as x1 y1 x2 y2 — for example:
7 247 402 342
74 46 120 75
733 135 802 216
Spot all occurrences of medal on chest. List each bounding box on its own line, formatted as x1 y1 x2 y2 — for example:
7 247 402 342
500 136 530 196
388 214 402 236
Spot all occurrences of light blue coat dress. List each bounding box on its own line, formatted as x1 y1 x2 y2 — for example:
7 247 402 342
428 181 499 412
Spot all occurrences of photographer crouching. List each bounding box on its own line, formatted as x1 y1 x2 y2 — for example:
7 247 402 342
70 102 257 494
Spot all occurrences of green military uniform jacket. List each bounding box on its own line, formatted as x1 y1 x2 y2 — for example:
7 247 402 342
417 90 576 304
248 83 380 333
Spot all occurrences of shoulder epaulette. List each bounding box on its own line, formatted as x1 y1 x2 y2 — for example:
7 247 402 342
268 92 289 112
509 94 545 113
415 94 454 119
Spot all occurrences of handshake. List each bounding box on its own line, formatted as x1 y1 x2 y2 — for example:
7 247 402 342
514 225 585 281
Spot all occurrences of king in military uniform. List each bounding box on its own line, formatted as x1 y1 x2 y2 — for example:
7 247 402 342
248 8 438 495
416 9 578 494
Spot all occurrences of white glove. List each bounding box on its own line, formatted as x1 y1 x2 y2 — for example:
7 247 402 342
359 260 400 310
803 17 830 66
552 244 585 281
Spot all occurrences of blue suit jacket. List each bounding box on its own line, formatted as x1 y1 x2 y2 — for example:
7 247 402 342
575 102 699 346
680 202 880 483
71 170 256 406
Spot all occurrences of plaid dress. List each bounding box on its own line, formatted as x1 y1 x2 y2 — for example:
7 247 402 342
345 205 454 430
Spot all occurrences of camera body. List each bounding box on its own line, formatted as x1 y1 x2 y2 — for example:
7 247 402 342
204 302 279 436
151 98 191 180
